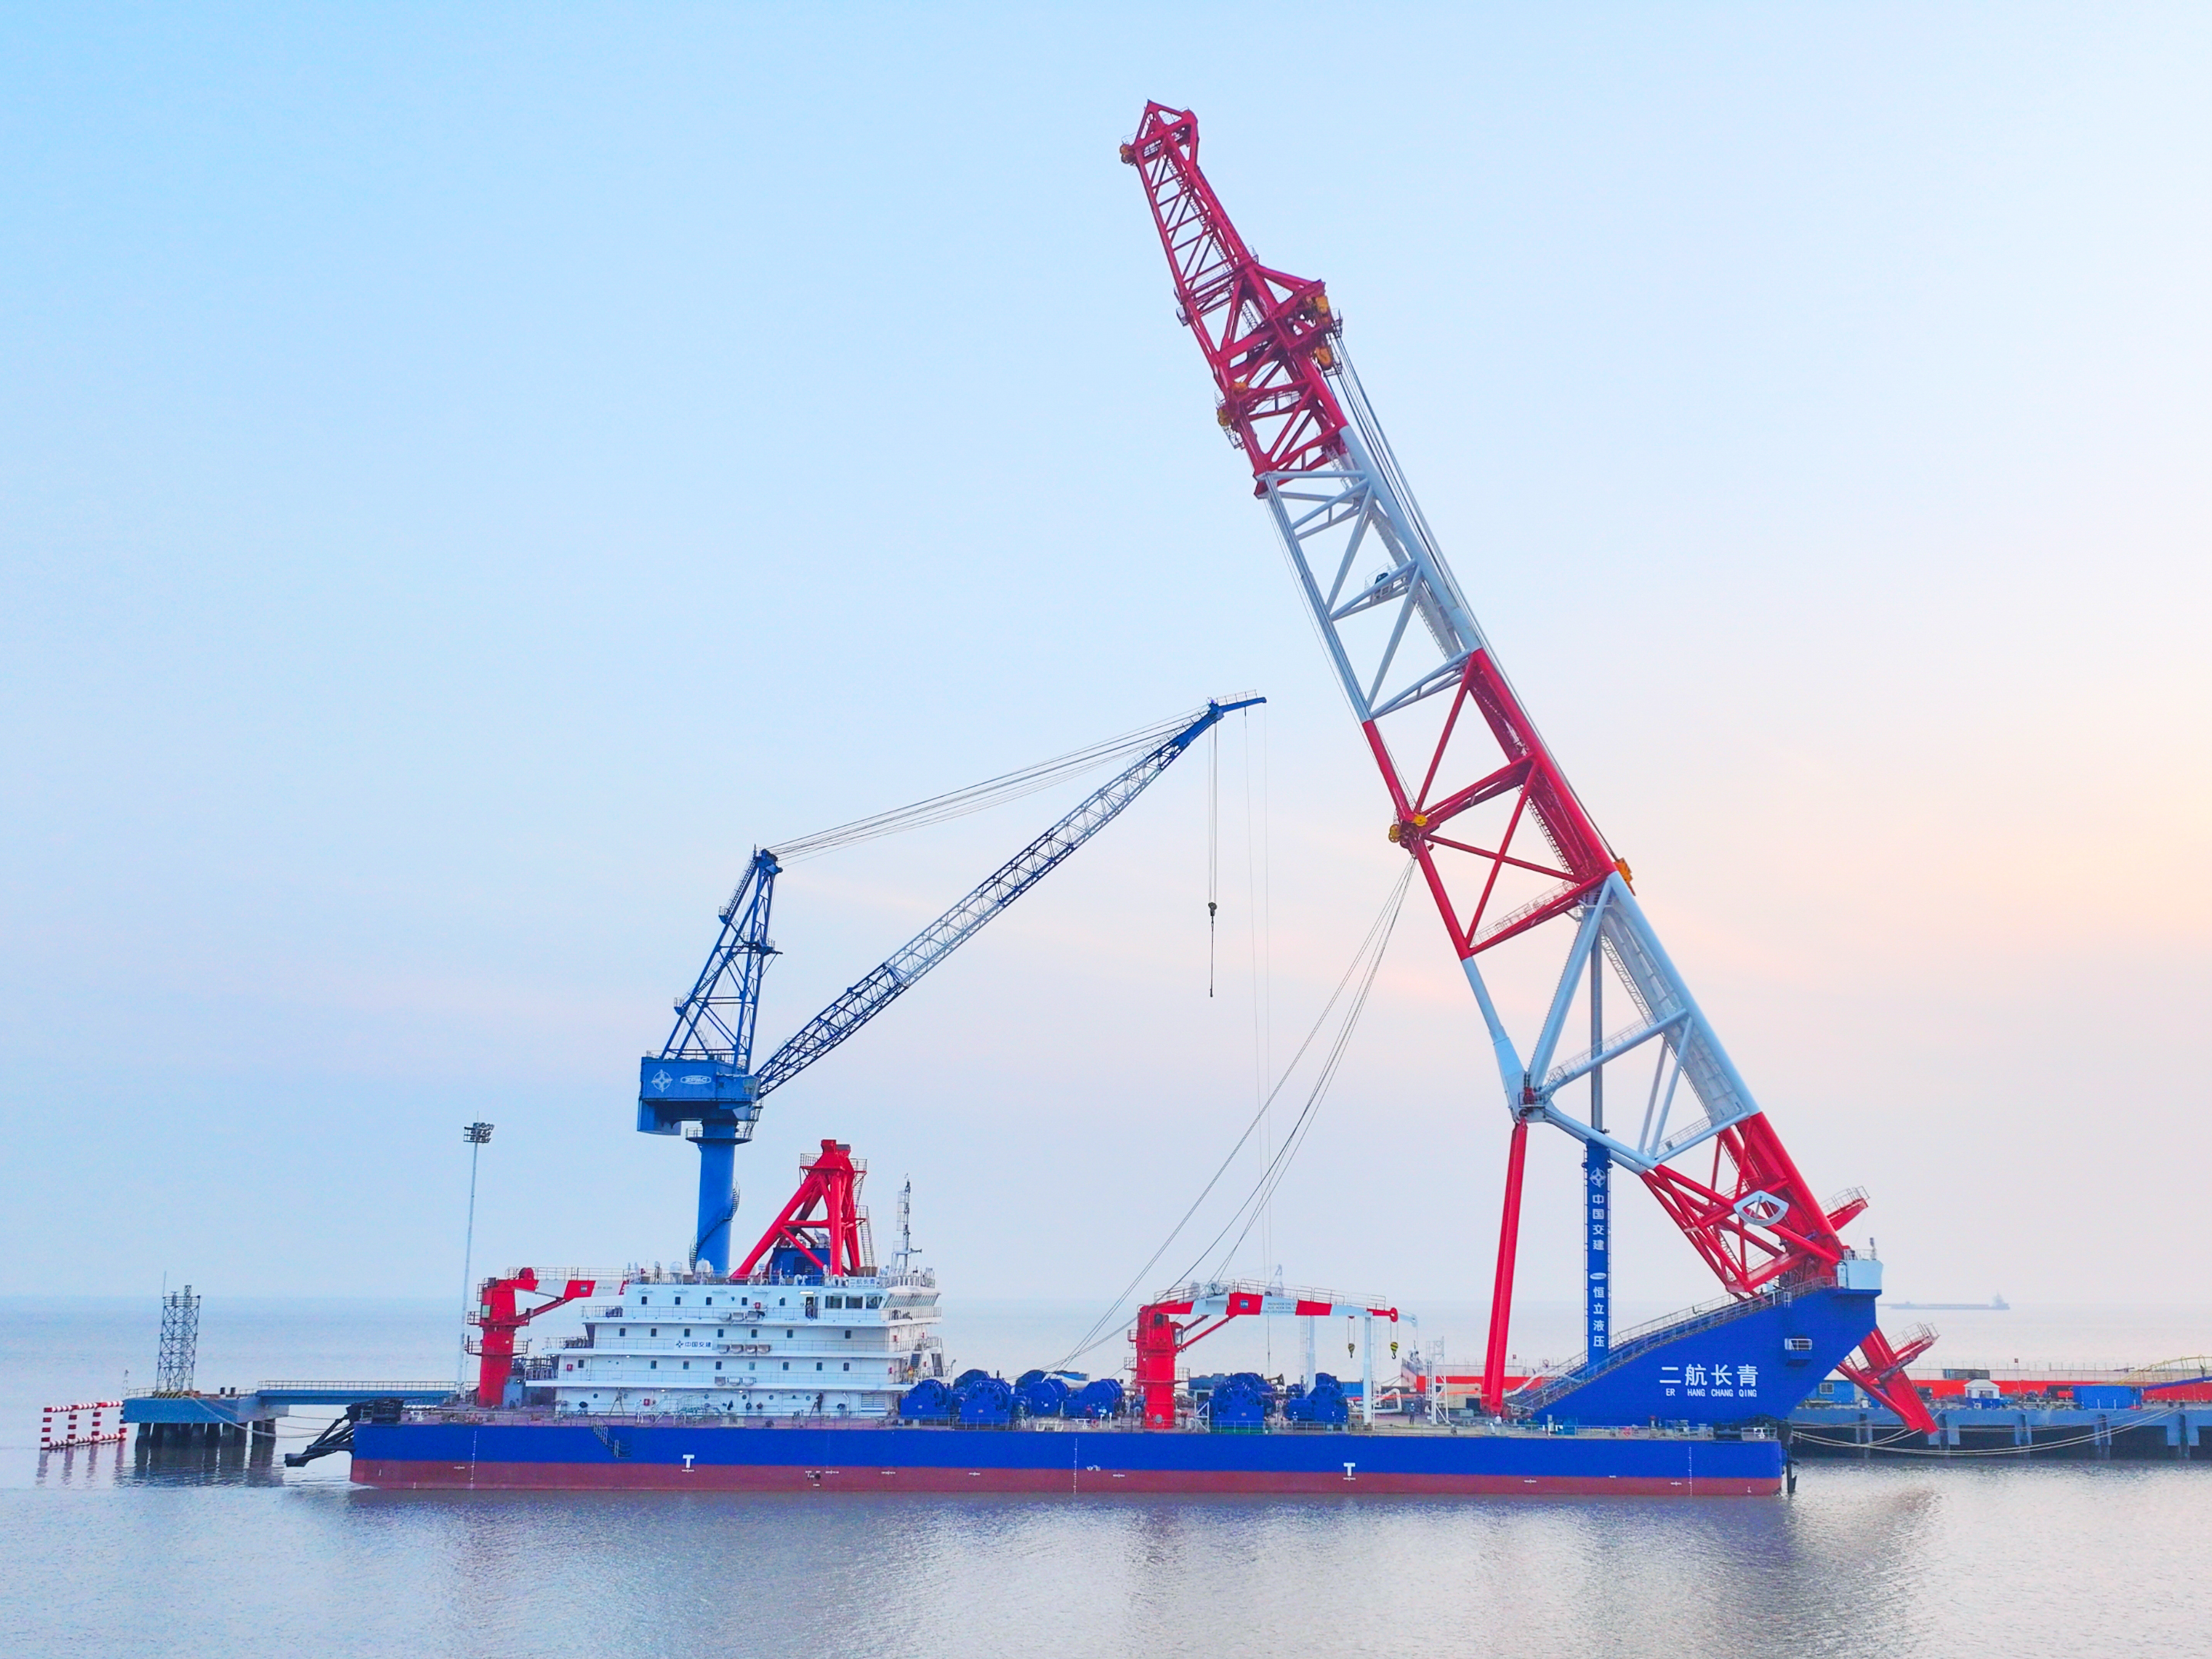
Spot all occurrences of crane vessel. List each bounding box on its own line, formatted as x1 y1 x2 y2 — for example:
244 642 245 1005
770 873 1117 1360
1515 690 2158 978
343 105 1921 1495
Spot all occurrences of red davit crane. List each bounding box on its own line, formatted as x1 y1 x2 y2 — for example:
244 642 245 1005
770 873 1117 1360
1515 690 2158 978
470 1269 608 1405
1123 102 1936 1434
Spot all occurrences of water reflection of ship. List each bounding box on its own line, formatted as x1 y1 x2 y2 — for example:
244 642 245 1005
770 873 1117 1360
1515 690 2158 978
1889 1294 2010 1311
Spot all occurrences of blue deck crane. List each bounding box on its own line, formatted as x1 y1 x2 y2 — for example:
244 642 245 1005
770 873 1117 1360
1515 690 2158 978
640 697 1262 1271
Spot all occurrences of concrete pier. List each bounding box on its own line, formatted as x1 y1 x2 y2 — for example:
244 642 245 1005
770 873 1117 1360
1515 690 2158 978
1790 1401 2208 1461
125 1381 449 1467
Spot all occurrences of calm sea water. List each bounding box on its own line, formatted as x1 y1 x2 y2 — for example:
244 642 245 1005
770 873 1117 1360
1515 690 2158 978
6 1298 2210 1658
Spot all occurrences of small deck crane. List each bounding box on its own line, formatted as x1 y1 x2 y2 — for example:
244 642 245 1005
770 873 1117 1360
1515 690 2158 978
640 698 1261 1272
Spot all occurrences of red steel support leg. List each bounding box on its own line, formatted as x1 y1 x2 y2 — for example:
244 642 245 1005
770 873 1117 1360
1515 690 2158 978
475 1276 521 1405
1837 1326 1940 1434
1481 1122 1531 1416
1134 1304 1182 1429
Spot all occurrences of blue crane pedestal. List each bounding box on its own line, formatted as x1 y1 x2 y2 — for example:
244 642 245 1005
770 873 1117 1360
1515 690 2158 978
638 1056 762 1275
693 1129 741 1274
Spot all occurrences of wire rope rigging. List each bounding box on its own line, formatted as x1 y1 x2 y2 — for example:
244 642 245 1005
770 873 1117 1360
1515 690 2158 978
1054 862 1412 1372
1123 101 1938 1433
640 695 1261 1272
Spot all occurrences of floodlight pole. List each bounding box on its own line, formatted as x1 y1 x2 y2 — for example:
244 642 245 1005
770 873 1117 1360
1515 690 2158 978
458 1122 495 1395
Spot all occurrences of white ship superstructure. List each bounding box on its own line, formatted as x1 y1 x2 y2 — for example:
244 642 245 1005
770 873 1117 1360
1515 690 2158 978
547 1141 944 1417
549 1269 942 1417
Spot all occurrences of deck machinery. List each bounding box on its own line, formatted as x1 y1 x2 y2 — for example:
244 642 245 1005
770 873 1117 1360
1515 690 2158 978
1123 102 1937 1433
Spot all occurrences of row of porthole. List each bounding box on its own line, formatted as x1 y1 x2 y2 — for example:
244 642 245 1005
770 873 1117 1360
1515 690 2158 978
571 1395 861 1408
609 1327 794 1339
569 1358 866 1374
633 1291 884 1310
607 1328 878 1343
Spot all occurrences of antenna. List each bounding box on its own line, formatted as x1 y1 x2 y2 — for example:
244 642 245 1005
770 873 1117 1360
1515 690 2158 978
895 1177 919 1273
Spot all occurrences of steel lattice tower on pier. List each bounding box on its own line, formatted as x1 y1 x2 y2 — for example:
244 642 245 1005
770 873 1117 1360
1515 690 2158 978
155 1285 200 1396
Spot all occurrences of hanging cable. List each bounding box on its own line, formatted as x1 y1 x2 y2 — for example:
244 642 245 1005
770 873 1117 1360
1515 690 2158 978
1243 707 1267 1280
1265 698 1283 1106
1194 864 1410 1284
768 705 1204 863
1051 863 1414 1371
1207 718 1220 996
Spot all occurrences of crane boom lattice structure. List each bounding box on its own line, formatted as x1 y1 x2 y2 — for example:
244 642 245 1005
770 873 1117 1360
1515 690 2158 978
1123 102 1934 1434
641 696 1261 1274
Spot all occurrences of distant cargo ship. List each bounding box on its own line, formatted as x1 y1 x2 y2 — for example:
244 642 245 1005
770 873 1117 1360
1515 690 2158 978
1888 1295 2010 1311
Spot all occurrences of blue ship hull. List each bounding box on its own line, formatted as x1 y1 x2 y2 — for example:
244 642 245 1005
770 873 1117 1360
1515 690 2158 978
353 1419 1781 1496
1524 1284 1880 1427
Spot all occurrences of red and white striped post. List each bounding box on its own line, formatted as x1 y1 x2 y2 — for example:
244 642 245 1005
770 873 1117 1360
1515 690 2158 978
40 1400 127 1451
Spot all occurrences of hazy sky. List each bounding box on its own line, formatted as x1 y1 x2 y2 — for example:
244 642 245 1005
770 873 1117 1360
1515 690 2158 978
5 5 2207 1332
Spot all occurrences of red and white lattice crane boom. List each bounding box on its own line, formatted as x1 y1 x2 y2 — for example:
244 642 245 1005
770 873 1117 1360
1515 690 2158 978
1121 102 1934 1434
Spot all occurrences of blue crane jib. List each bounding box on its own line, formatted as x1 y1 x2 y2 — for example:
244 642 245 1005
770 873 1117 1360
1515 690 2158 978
637 845 779 1133
641 696 1261 1271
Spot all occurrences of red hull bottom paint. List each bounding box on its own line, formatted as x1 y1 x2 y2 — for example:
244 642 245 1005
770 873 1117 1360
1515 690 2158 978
351 1459 1777 1497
